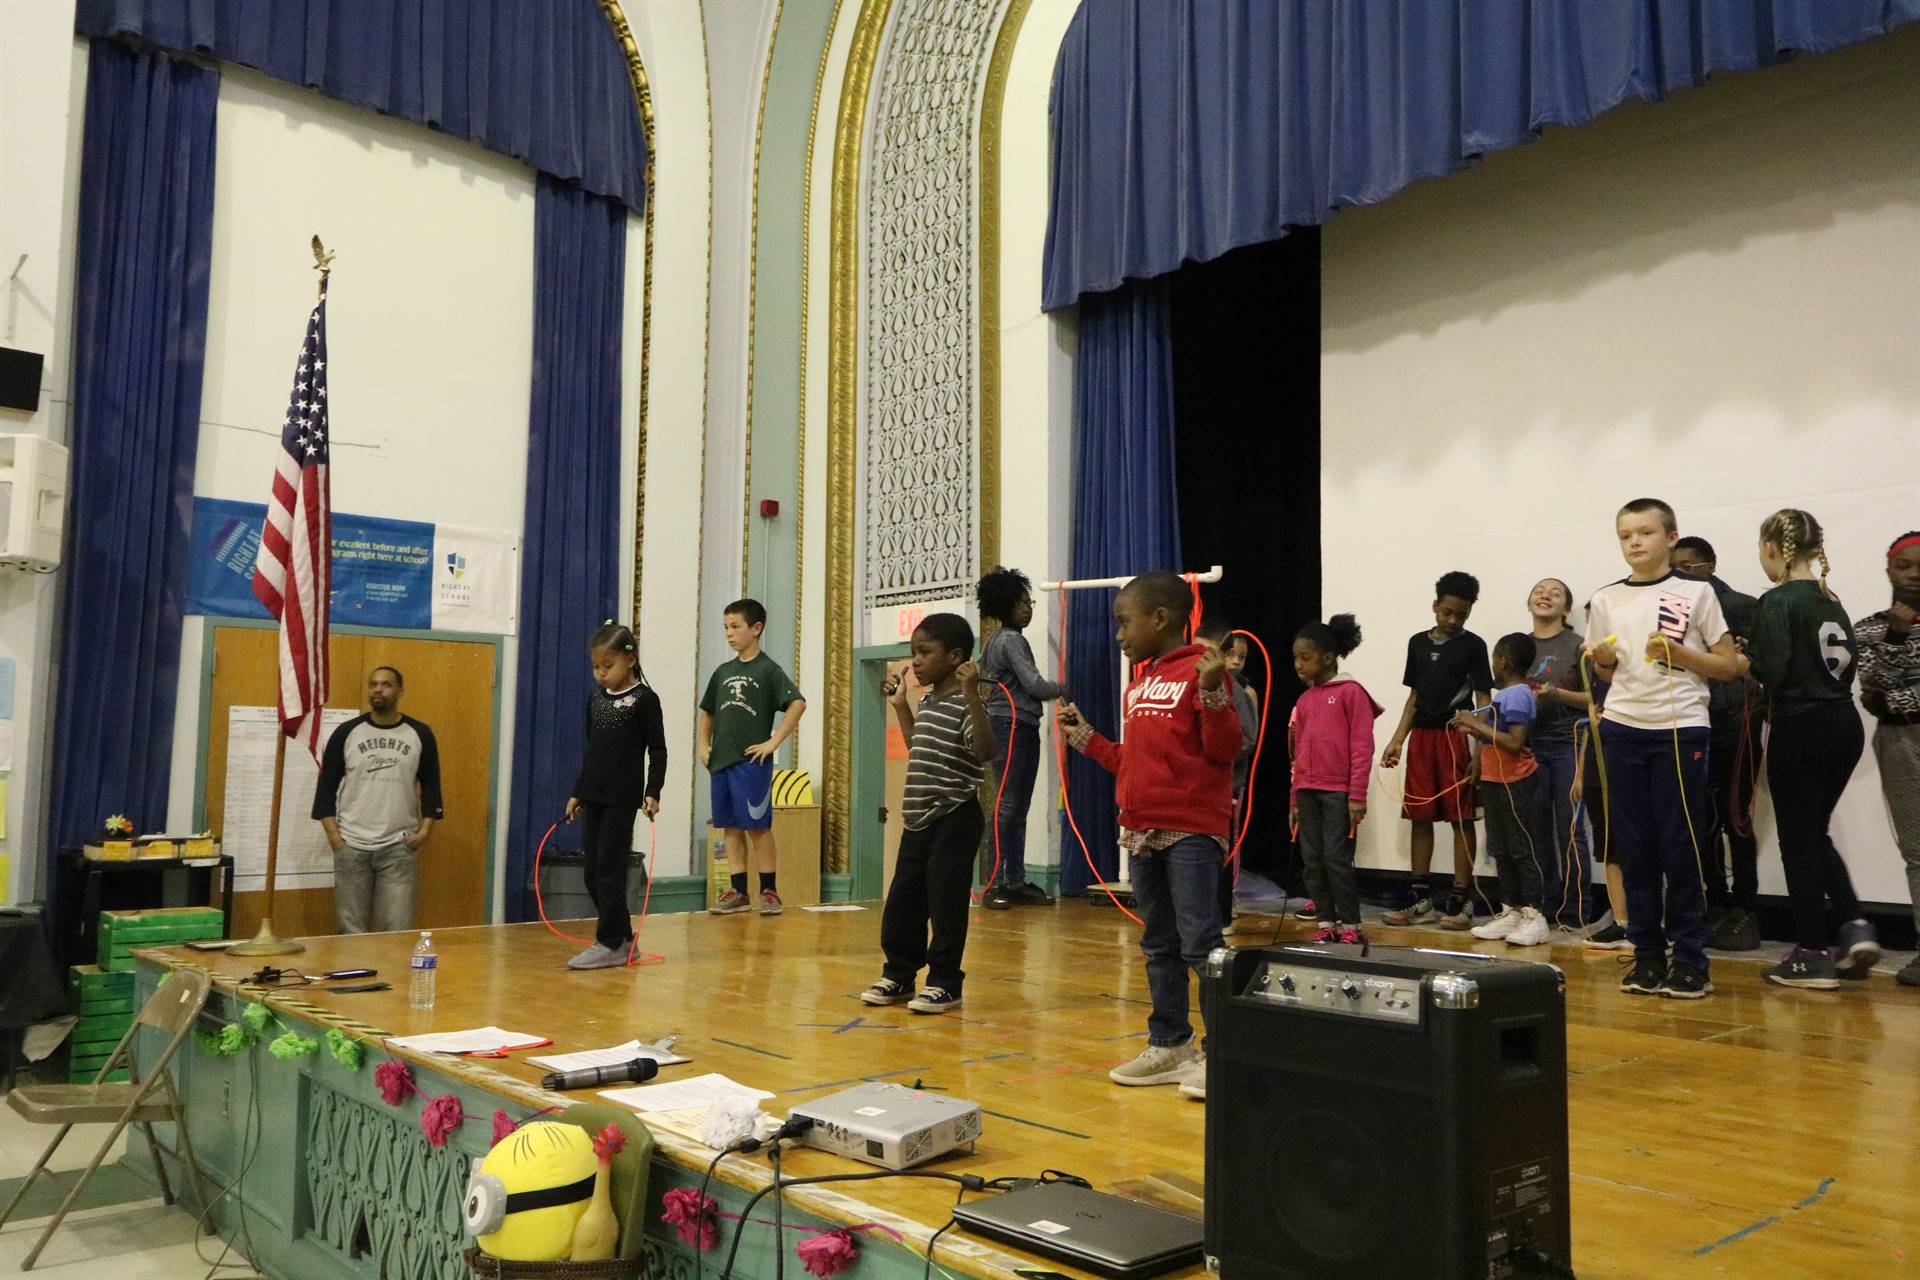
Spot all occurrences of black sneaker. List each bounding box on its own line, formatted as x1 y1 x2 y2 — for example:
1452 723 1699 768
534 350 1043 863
1898 955 1920 988
1009 881 1055 906
1658 961 1714 1000
1766 946 1839 990
1705 905 1729 936
1832 919 1882 981
1437 896 1474 930
1710 908 1761 952
908 986 963 1014
861 978 913 1006
1585 922 1633 952
1619 958 1665 995
980 884 1014 911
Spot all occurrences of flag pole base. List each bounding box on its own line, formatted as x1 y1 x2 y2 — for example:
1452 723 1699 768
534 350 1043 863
228 917 305 957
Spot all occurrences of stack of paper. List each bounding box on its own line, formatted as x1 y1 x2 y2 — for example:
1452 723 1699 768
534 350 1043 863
527 1040 691 1071
600 1073 773 1113
385 1027 548 1055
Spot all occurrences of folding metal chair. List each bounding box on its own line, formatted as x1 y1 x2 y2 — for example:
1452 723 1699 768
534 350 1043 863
0 966 213 1271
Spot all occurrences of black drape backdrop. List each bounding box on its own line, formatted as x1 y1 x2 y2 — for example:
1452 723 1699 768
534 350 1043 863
1172 231 1322 889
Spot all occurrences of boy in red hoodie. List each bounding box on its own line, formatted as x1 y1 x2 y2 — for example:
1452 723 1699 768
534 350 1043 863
1287 615 1382 943
1058 571 1242 1100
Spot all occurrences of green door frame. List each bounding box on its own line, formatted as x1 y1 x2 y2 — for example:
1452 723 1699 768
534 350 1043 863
189 616 507 917
848 642 910 902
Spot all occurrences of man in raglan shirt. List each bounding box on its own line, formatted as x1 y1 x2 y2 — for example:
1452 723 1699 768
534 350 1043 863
312 666 445 933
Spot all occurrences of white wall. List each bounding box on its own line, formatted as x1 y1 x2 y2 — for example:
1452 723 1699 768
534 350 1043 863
994 0 1083 872
0 8 83 904
1322 30 1920 904
161 66 540 907
623 0 715 877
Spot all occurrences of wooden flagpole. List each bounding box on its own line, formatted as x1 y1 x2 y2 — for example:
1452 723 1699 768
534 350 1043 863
232 239 334 959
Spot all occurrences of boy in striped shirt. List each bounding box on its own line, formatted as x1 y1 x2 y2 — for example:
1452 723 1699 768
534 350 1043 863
863 613 997 1014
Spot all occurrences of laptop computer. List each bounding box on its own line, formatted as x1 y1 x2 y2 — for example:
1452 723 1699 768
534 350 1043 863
952 1183 1204 1280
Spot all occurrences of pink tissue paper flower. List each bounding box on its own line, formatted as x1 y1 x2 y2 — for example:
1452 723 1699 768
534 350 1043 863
374 1060 417 1106
661 1188 719 1253
796 1229 859 1278
420 1094 465 1148
491 1110 517 1145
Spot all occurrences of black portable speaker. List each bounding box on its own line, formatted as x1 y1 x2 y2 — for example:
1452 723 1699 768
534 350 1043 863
0 347 45 412
1202 944 1570 1279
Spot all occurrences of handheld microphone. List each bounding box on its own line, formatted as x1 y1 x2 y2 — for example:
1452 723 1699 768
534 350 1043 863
540 1057 660 1092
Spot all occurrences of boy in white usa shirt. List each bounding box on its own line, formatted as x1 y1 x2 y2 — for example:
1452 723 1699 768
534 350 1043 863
1585 499 1748 1000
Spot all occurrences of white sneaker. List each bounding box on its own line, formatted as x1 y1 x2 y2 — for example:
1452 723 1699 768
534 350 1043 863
1108 1040 1202 1087
566 943 621 970
1177 1057 1206 1100
1505 907 1551 947
1470 908 1521 941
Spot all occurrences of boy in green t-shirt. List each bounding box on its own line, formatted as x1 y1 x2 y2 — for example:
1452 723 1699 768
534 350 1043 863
699 598 808 914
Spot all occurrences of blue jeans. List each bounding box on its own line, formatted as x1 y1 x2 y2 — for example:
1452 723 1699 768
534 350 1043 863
1531 737 1594 926
1601 721 1712 972
1131 836 1225 1046
986 714 1040 886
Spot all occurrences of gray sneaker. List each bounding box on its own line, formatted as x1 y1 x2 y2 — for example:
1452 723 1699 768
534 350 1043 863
1832 919 1882 981
1177 1057 1206 1101
1381 898 1434 927
566 943 621 970
709 889 752 915
1897 955 1920 988
1109 1040 1202 1087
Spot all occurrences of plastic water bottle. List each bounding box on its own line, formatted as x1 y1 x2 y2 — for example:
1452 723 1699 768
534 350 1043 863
409 931 437 1010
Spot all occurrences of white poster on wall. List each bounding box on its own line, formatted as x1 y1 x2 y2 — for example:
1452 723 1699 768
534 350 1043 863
431 525 520 635
224 705 358 892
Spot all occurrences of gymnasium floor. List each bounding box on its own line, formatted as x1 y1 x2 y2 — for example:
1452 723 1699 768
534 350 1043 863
5 900 1917 1279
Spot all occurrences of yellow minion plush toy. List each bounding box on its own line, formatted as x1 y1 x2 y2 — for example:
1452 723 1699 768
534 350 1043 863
462 1122 598 1261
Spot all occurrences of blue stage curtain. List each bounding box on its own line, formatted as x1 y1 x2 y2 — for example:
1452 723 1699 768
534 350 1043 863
76 0 648 212
1062 278 1182 895
504 175 627 922
1042 0 1920 308
49 43 218 860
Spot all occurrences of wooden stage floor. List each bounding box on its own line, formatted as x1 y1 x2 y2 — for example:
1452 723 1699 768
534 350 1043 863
156 901 1920 1280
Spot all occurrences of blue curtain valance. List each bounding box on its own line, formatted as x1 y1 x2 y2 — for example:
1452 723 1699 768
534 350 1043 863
77 0 648 212
1042 0 1920 309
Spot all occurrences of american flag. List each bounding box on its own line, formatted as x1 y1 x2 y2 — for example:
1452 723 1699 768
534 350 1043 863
251 294 332 761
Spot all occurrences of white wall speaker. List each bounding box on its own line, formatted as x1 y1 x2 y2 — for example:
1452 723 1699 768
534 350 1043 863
0 433 69 571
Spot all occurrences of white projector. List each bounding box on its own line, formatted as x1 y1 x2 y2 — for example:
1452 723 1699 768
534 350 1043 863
787 1082 983 1170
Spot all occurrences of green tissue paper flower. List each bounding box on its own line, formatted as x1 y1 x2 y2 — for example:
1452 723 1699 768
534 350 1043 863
216 1024 250 1055
268 1032 319 1060
324 1029 364 1070
241 1003 272 1034
195 1028 225 1057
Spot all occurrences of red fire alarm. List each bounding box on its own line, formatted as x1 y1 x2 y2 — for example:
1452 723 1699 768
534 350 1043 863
759 499 780 518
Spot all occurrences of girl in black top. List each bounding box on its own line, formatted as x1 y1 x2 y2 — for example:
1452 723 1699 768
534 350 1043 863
564 622 668 968
1749 510 1879 990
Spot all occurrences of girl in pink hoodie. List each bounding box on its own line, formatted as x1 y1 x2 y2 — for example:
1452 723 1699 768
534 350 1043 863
1288 615 1383 942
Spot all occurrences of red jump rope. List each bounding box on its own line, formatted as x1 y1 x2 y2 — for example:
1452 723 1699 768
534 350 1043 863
533 815 664 966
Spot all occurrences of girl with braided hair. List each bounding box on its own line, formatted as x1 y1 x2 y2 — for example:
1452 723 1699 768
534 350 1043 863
1749 510 1880 989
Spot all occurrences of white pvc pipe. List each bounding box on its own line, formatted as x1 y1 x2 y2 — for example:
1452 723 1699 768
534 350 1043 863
1036 564 1223 592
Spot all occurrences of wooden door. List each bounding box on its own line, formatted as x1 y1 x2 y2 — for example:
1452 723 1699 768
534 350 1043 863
204 626 497 938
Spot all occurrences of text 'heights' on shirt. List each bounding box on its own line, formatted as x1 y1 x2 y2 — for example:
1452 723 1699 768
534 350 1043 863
901 689 989 830
1587 571 1730 732
311 714 445 850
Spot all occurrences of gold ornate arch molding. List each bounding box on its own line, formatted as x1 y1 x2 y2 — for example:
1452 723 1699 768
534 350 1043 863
819 0 1032 874
593 0 661 616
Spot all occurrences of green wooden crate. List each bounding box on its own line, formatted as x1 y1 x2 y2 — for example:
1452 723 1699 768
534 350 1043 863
96 908 225 968
74 1014 132 1039
68 964 138 1009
